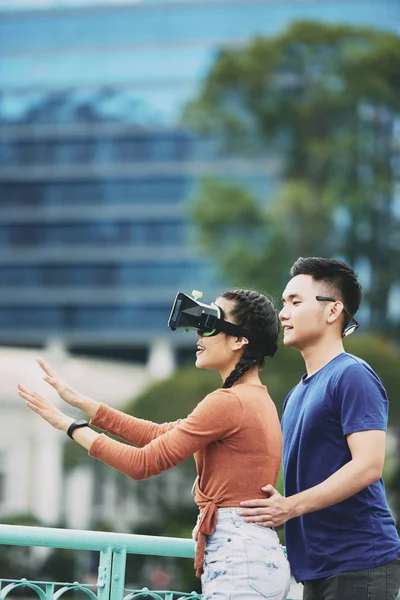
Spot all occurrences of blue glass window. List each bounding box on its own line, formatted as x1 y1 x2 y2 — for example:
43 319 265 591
0 307 61 330
0 260 217 290
70 304 171 331
0 220 186 247
0 177 191 206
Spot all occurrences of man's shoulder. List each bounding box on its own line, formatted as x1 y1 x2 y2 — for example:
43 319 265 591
317 352 377 380
330 352 380 380
284 353 378 405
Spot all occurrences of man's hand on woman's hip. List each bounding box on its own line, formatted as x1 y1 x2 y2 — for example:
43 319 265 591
239 484 294 527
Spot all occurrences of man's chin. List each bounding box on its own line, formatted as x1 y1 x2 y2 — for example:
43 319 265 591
283 335 298 348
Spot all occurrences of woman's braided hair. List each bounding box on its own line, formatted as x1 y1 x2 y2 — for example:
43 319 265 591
221 289 279 389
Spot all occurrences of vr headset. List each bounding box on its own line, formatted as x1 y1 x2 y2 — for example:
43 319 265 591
168 290 273 354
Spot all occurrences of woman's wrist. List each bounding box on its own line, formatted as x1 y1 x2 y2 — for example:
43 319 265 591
79 395 100 418
60 416 75 433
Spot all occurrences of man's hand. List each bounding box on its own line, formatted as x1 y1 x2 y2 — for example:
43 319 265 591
239 485 293 527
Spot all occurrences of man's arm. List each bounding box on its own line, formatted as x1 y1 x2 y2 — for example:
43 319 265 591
239 429 386 527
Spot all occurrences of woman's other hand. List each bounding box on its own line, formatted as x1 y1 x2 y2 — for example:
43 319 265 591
18 384 73 432
37 357 100 417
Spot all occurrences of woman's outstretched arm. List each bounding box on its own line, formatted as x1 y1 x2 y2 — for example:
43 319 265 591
18 385 242 480
36 357 176 446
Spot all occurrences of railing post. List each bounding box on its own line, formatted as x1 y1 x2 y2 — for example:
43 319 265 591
110 548 127 600
97 547 114 600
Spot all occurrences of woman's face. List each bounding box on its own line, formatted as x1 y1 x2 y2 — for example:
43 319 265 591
195 296 247 374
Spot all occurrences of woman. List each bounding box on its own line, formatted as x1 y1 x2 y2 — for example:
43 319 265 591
18 288 291 599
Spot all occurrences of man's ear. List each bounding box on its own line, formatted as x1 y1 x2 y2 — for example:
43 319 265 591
326 301 344 325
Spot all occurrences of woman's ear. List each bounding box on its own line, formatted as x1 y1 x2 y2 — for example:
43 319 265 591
232 336 249 351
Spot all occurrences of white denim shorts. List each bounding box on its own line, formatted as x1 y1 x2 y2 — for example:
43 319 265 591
196 507 291 600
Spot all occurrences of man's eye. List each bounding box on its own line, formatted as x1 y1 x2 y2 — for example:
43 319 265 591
293 301 301 306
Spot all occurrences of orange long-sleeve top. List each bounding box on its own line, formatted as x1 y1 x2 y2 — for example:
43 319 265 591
89 382 282 576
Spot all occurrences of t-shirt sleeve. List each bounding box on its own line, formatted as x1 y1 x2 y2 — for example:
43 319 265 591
335 363 388 436
90 404 177 447
89 389 243 480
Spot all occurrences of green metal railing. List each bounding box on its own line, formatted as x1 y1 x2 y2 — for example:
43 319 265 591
0 524 200 600
0 524 297 599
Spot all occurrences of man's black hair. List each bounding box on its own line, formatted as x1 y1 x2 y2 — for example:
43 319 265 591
290 257 363 319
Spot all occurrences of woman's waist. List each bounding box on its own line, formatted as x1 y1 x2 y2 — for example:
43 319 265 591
195 493 270 509
197 505 273 527
200 507 277 540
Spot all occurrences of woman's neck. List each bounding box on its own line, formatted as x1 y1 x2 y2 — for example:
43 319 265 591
220 365 262 387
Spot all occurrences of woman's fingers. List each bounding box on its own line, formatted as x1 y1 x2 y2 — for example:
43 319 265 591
21 391 56 416
18 390 31 403
43 375 57 388
36 356 57 387
37 356 54 374
18 387 48 408
17 386 38 404
38 361 65 391
37 357 60 382
19 391 40 407
25 400 42 415
18 384 72 432
17 384 30 395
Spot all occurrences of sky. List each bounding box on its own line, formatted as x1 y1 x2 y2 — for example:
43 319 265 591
0 0 143 9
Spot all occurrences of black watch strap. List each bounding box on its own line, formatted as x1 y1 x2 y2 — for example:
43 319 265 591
67 419 89 439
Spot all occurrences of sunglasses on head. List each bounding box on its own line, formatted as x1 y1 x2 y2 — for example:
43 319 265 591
316 296 360 337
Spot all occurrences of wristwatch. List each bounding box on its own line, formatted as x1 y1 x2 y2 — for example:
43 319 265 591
66 419 89 439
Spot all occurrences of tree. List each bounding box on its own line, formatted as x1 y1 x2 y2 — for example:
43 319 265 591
184 21 400 332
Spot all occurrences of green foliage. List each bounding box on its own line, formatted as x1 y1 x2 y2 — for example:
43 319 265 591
184 21 400 329
40 548 77 582
191 178 264 248
0 513 41 526
125 367 221 425
63 438 93 471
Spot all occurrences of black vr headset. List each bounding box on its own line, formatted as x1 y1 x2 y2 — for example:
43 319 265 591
168 290 274 355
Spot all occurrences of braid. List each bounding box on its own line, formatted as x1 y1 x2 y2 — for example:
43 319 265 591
221 288 279 389
223 356 258 389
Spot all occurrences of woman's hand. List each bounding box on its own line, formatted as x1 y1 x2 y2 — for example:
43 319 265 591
18 384 74 432
37 357 100 417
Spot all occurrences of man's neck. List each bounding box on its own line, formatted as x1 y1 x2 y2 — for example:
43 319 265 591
301 339 345 377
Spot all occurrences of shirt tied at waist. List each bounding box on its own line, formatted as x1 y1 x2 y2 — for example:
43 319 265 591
194 487 224 578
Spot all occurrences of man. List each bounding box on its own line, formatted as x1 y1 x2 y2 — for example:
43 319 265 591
239 257 400 600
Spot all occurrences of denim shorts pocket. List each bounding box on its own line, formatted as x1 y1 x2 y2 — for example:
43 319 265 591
244 538 288 599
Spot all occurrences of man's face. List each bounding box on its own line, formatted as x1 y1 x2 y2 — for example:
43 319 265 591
279 274 330 350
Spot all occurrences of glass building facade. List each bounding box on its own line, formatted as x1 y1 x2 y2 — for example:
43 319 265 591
0 0 399 355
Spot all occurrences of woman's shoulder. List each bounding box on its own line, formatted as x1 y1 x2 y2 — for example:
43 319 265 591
227 382 268 396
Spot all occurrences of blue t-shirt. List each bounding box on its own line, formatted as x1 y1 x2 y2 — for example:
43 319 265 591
282 352 400 582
